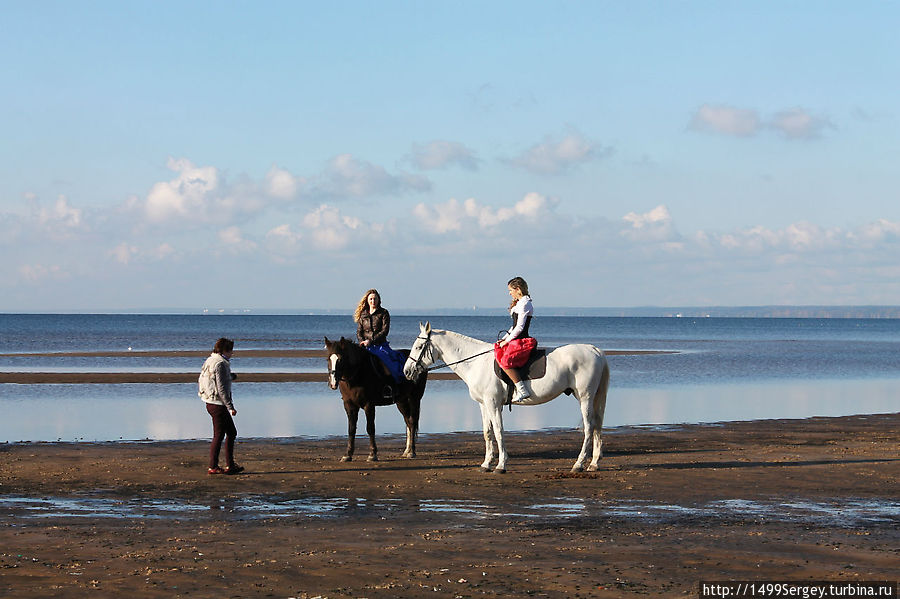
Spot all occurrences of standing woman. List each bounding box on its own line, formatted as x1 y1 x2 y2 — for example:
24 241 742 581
198 337 243 475
355 289 407 391
495 276 537 402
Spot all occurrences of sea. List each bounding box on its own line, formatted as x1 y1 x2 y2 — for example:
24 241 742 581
1 313 898 443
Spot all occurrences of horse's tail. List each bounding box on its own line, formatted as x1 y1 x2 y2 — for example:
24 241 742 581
590 352 610 461
592 349 610 429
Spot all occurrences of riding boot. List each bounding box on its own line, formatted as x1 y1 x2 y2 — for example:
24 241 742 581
513 380 531 403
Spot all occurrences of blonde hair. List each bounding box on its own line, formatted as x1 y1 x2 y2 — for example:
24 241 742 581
353 289 381 322
507 276 530 310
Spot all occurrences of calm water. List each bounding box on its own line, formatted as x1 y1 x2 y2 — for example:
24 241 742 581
1 314 898 442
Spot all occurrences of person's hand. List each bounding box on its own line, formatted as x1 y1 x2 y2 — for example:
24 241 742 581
498 339 507 348
230 409 237 416
360 340 370 347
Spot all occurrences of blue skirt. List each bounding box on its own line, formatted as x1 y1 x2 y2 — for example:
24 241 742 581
366 343 407 382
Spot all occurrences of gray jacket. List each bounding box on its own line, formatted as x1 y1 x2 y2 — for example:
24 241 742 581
198 353 234 411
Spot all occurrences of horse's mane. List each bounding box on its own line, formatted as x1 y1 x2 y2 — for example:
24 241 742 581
340 337 368 360
433 328 492 348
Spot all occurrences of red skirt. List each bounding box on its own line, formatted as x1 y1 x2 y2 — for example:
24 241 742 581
494 337 537 369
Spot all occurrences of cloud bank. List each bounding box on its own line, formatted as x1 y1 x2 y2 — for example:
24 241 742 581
690 104 832 140
4 146 897 309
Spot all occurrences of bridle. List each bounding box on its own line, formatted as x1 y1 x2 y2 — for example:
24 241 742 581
327 352 342 388
408 333 435 377
327 343 362 387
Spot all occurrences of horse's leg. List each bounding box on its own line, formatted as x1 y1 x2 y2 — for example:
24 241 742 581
407 394 420 458
478 402 495 472
488 402 508 474
572 392 595 472
364 403 378 462
342 402 359 462
587 363 611 471
395 397 416 458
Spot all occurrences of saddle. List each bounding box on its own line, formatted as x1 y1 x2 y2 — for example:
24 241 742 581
367 350 409 401
493 348 548 406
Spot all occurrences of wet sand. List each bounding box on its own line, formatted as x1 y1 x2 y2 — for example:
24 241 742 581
1 413 897 598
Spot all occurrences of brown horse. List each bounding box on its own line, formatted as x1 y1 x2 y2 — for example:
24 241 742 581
324 336 428 462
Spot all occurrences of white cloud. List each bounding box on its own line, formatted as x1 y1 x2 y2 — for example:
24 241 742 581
409 140 479 170
691 105 832 140
145 158 219 223
19 263 64 282
690 104 761 137
151 243 177 260
265 165 302 199
25 195 87 240
37 195 83 229
770 108 831 139
264 224 303 257
302 205 362 250
267 204 387 254
849 219 900 246
110 242 138 264
138 158 305 227
621 205 678 242
413 192 557 234
218 226 258 252
310 154 430 199
716 222 843 253
509 132 602 175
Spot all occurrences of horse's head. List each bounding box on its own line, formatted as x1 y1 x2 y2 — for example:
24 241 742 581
403 322 435 382
324 336 360 390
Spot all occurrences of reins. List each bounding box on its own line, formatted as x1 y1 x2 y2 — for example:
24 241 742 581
426 348 493 372
412 333 493 373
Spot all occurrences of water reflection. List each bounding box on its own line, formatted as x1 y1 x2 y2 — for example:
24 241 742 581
1 494 897 527
0 377 897 443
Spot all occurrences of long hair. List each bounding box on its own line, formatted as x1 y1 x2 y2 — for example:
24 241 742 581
507 276 530 310
353 289 381 323
213 337 234 355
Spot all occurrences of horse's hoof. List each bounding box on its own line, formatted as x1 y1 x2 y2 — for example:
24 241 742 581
586 464 599 472
571 465 584 473
494 468 506 474
402 452 416 459
367 455 378 462
340 456 352 463
479 466 491 473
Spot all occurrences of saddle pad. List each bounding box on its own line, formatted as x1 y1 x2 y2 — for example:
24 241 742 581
493 348 548 385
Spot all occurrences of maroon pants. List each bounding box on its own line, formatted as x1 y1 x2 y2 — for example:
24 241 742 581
206 403 237 469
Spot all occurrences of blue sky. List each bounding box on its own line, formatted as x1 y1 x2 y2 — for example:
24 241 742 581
3 1 899 311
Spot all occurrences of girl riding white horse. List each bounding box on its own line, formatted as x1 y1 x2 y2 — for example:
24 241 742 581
404 322 610 473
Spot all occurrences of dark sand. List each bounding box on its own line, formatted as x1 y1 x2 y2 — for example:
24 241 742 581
1 413 897 598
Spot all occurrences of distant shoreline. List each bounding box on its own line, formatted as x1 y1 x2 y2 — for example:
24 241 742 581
2 305 900 318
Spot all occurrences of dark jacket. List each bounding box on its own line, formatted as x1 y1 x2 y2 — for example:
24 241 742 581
357 307 390 345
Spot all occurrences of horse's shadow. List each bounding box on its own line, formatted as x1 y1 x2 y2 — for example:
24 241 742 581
612 456 899 472
512 446 719 460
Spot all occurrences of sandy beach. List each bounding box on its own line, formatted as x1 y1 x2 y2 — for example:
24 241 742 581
1 412 897 598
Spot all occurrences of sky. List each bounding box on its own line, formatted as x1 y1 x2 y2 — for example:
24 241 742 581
3 1 899 312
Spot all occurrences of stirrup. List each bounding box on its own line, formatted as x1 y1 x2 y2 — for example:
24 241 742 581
382 384 395 401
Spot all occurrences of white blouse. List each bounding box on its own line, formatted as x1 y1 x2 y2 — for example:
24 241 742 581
501 295 533 343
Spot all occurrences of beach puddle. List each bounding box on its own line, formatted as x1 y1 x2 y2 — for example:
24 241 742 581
1 495 897 527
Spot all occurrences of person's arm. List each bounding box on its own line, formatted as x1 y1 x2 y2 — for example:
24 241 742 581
214 360 236 413
500 299 532 345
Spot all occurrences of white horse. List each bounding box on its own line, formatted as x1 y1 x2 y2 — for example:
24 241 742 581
404 322 610 473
